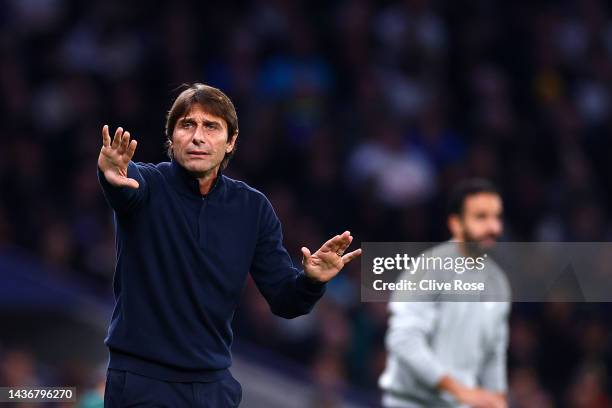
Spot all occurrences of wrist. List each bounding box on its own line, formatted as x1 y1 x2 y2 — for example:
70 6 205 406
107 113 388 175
297 271 327 296
437 376 467 399
303 271 325 284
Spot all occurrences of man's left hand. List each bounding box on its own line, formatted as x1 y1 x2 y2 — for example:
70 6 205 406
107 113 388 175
301 231 362 283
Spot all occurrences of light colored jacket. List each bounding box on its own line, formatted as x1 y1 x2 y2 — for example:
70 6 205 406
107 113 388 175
379 242 511 407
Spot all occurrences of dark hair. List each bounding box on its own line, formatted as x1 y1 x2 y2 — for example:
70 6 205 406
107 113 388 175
165 83 239 170
448 178 500 215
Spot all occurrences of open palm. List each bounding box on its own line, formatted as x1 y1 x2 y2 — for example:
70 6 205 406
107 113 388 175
301 231 362 283
98 125 139 189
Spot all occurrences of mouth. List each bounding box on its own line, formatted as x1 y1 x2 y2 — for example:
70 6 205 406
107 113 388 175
478 236 498 247
187 151 211 157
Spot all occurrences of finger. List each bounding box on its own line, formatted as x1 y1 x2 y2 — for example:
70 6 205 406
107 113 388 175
333 232 352 254
334 231 352 247
106 174 140 189
104 171 140 189
111 127 124 149
127 139 138 160
123 177 140 189
489 398 503 408
338 233 353 253
301 247 311 265
103 171 123 187
118 131 130 154
341 248 362 264
321 235 342 253
102 125 111 147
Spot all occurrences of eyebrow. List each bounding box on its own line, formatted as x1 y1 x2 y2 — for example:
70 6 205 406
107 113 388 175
179 117 223 128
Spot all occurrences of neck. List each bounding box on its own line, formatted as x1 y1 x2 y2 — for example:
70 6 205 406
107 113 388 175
195 166 220 195
450 237 469 257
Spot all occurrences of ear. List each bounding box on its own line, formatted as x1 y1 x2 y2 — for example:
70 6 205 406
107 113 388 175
448 214 462 239
226 132 238 153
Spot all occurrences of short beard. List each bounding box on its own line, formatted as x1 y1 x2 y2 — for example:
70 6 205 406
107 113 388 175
461 230 498 257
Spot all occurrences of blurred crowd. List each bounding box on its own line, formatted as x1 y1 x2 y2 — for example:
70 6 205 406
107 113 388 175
2 0 612 406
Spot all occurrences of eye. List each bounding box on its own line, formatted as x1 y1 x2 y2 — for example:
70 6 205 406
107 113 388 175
181 121 194 129
206 123 216 130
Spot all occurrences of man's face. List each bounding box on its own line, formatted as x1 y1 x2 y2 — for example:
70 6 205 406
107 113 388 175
450 192 503 251
171 104 236 177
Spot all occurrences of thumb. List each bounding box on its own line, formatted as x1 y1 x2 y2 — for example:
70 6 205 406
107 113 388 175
122 178 140 189
105 171 140 189
301 247 311 265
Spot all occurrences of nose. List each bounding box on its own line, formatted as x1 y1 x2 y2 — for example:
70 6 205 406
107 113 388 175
192 125 206 145
488 217 503 236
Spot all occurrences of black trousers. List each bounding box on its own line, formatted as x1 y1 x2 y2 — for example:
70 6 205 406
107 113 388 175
104 369 242 407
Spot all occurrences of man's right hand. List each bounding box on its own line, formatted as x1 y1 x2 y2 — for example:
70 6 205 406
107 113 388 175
98 125 140 189
438 376 506 408
454 386 507 408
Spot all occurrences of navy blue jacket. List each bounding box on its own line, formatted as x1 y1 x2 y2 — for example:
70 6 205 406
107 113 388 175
98 160 326 381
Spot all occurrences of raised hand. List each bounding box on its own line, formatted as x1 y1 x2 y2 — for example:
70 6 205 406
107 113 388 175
301 231 362 283
98 125 139 189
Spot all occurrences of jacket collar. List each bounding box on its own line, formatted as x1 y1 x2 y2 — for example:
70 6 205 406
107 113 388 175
170 159 225 197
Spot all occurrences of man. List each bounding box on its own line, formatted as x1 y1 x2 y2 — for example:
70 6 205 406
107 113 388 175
379 179 511 408
97 83 361 407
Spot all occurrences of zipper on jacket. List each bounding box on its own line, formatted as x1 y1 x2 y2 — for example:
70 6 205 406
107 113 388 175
199 195 208 249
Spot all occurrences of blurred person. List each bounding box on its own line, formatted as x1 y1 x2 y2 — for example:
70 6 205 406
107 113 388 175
0 349 39 387
77 365 106 408
508 366 553 408
566 364 610 408
347 119 436 207
379 179 510 408
507 318 539 368
97 83 361 407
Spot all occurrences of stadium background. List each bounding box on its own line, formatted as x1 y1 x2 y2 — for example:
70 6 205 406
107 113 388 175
1 0 612 406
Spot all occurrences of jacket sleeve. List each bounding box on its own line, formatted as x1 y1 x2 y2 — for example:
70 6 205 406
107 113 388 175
97 161 149 214
385 300 448 389
478 304 510 393
249 196 326 319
